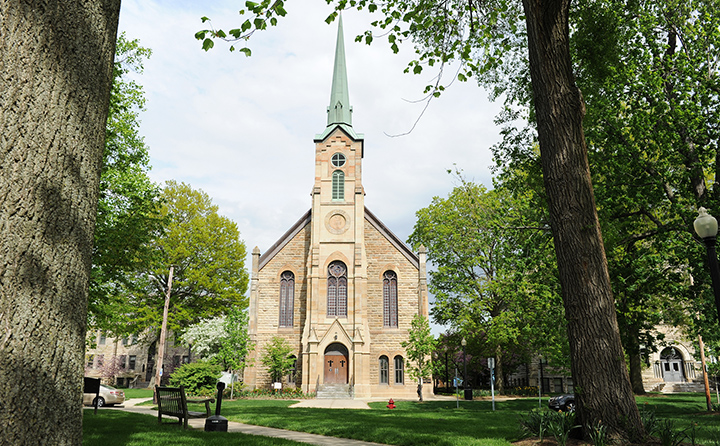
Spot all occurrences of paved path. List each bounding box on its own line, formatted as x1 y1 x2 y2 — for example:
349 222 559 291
111 398 389 446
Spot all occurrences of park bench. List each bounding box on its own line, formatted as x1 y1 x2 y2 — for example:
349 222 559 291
155 385 214 429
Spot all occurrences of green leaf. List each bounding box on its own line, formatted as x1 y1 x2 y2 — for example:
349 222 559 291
239 47 252 57
413 64 423 74
195 30 207 40
241 19 252 32
201 16 210 23
202 38 215 51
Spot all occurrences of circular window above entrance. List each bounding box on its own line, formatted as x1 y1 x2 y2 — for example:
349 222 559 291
325 210 350 235
331 152 346 167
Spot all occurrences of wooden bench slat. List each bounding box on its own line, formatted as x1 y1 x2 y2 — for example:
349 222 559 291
156 385 215 429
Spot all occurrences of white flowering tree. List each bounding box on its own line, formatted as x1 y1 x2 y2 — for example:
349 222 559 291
181 308 252 397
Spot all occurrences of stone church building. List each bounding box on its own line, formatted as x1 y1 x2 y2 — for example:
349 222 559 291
243 17 431 399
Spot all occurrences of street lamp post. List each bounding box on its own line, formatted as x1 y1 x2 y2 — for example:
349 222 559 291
461 337 471 400
693 207 720 328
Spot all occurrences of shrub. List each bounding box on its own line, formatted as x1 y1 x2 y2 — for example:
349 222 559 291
586 421 608 446
547 410 577 446
655 420 687 446
168 361 222 396
506 386 540 397
639 403 658 435
519 409 552 441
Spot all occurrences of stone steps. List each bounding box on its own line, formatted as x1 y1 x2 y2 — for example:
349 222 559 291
660 382 707 393
316 384 353 399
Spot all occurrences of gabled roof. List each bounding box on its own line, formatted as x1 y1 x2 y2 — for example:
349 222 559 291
258 207 419 270
259 210 311 269
364 207 419 269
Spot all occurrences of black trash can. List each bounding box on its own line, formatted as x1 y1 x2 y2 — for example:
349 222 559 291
205 382 228 432
464 388 473 400
204 415 228 432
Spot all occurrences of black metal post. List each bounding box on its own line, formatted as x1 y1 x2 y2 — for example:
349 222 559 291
204 382 228 432
702 236 720 328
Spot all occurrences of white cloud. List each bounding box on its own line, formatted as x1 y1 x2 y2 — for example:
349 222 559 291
118 0 502 266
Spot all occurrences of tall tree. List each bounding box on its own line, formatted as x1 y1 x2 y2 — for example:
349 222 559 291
571 0 720 350
130 181 249 337
89 33 165 337
409 179 566 393
0 2 121 444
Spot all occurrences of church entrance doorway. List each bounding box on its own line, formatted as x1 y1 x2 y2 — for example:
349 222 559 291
660 347 684 382
324 343 349 384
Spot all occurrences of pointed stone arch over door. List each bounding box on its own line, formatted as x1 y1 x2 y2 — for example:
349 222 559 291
660 347 684 382
324 343 349 384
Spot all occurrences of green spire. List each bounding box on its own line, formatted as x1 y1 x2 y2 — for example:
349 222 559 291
326 14 352 127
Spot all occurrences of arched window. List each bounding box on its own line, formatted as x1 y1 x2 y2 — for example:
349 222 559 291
327 261 348 317
379 356 389 384
279 271 295 327
332 170 344 201
383 271 398 328
394 356 404 384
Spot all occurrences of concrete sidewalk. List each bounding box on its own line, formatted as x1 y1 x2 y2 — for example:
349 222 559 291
111 398 389 446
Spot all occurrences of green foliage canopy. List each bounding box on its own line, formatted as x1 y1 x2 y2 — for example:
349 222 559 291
401 315 436 401
89 33 165 336
261 336 296 383
129 181 249 335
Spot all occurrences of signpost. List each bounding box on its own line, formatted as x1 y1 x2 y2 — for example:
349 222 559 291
488 358 496 411
454 368 461 409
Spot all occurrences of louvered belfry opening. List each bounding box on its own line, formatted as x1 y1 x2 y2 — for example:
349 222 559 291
327 261 347 317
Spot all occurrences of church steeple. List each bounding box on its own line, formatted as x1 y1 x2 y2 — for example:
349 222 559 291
327 14 352 127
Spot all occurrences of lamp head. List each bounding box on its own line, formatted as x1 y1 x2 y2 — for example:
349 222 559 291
461 337 467 347
694 207 719 239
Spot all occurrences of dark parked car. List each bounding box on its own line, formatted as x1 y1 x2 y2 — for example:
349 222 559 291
548 394 575 412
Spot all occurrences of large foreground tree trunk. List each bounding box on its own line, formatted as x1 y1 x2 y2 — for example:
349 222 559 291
521 0 644 441
0 2 120 445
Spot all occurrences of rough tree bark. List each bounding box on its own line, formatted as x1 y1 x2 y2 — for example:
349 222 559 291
521 0 645 440
0 2 120 445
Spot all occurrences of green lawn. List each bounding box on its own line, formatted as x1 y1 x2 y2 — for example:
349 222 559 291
83 394 720 446
83 410 304 445
122 388 154 399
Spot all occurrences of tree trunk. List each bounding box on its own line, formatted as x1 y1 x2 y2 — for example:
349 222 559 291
495 346 505 394
625 325 647 395
521 0 644 441
0 2 120 445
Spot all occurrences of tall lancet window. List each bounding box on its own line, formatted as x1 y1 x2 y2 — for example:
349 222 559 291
383 271 398 328
332 170 344 201
279 271 295 327
327 261 348 317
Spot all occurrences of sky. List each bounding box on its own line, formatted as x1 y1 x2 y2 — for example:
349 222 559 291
117 1 505 329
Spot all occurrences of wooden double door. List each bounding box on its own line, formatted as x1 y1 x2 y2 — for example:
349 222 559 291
324 343 348 384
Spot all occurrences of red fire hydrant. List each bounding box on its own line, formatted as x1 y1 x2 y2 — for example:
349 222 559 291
386 398 396 409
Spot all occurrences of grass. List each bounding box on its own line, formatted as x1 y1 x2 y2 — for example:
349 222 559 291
83 410 304 445
122 388 154 399
83 393 720 446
